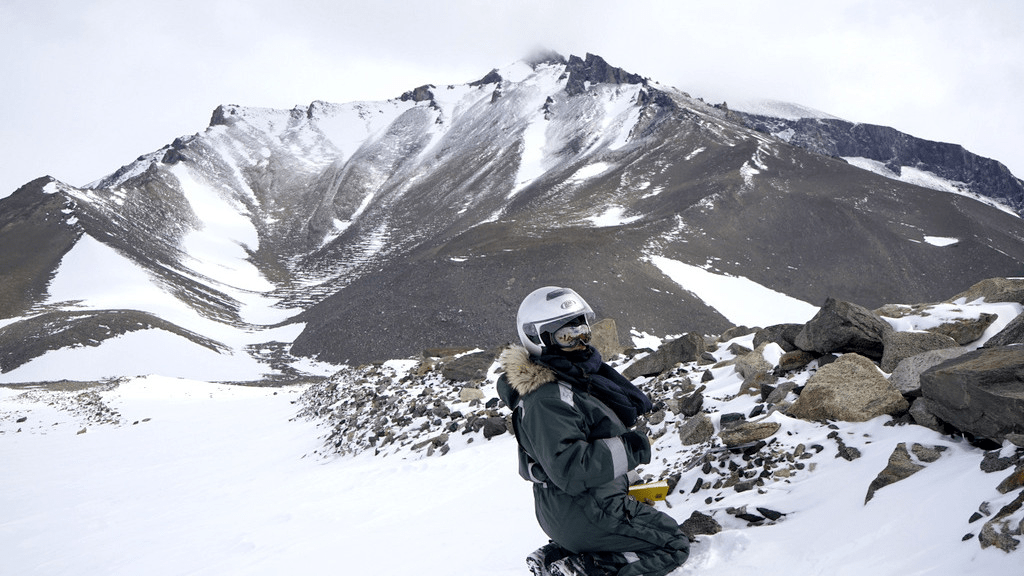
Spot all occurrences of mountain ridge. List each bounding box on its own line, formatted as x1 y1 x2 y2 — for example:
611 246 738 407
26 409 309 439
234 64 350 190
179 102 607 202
2 52 1023 375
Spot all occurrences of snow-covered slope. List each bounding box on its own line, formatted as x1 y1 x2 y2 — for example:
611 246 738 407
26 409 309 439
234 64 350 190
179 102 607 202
3 287 1021 574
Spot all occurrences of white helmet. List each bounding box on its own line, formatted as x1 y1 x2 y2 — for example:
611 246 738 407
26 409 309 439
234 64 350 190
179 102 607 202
516 286 595 356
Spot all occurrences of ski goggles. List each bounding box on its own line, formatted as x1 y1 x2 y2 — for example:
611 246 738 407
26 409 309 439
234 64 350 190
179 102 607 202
552 321 592 349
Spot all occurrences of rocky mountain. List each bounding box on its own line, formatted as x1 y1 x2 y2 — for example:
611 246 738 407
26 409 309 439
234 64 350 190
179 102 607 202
2 52 1024 375
728 102 1024 215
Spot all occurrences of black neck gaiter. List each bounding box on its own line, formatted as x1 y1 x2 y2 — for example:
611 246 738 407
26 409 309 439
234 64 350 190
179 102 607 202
536 346 653 427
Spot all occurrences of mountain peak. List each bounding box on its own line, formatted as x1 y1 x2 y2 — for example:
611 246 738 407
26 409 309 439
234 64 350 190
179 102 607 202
564 53 646 96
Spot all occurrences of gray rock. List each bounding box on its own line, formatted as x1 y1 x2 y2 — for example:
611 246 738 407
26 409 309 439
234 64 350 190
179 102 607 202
889 347 972 396
765 381 798 405
753 323 802 352
795 298 893 360
979 490 1024 552
679 412 714 446
591 318 623 359
778 350 816 372
983 311 1024 348
441 350 495 383
677 386 705 417
910 443 947 463
622 333 705 380
908 397 943 432
788 353 908 422
927 312 997 345
734 343 773 379
865 443 926 503
481 417 508 439
679 510 721 539
718 421 781 447
880 330 959 373
720 325 757 342
920 346 1024 442
459 387 485 403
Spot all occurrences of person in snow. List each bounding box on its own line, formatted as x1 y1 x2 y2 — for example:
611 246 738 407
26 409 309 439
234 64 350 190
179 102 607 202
496 286 690 576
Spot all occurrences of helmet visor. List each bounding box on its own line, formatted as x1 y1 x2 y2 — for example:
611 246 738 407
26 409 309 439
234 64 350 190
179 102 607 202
552 322 592 349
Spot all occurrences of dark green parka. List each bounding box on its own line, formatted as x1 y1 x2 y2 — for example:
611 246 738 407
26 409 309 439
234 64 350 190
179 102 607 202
497 346 689 576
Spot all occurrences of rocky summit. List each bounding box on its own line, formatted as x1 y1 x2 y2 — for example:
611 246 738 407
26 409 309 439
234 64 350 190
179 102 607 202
1 52 1023 377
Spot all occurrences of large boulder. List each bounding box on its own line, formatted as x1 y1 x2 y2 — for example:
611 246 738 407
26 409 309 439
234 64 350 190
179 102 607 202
794 298 893 361
879 330 958 373
788 353 908 422
622 333 705 380
920 346 1024 442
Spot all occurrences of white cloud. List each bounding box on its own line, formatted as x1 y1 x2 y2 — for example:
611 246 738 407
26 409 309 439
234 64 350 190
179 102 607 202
1 0 1022 196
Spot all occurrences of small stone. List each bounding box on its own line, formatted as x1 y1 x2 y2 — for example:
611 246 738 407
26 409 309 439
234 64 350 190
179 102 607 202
996 465 1024 494
679 511 721 539
756 507 784 521
459 387 485 402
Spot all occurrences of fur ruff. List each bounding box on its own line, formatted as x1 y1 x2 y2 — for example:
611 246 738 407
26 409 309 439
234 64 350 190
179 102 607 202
499 345 555 396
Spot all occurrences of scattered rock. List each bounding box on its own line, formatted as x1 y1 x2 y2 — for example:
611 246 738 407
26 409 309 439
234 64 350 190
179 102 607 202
719 421 781 447
996 466 1024 494
734 343 773 380
481 416 508 439
676 386 704 417
865 443 926 503
459 387 485 403
679 510 721 539
678 412 714 446
764 381 798 405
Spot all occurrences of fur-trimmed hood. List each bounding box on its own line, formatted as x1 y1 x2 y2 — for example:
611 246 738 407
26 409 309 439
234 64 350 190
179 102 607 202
498 345 556 396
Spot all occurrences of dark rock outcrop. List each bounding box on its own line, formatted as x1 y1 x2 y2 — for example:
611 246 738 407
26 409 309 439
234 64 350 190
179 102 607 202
794 298 893 361
622 333 705 380
564 53 645 96
920 346 1024 442
734 114 1024 216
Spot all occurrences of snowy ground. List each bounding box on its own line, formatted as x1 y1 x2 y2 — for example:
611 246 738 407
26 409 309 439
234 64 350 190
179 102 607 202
3 346 1021 575
3 257 1022 574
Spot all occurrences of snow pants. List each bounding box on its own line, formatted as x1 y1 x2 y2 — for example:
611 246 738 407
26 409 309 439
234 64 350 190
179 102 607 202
534 476 690 576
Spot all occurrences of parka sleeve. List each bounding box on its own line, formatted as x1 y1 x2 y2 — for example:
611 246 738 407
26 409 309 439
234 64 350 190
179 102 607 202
519 389 650 496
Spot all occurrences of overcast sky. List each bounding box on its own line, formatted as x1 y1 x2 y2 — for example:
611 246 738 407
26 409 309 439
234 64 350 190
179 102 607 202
2 0 1021 197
